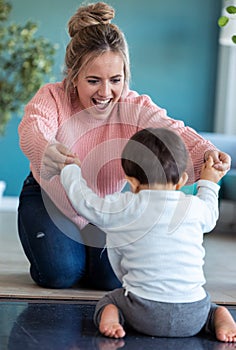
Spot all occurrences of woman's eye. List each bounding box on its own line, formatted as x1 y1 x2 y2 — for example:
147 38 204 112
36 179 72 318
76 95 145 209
87 79 99 84
111 78 121 84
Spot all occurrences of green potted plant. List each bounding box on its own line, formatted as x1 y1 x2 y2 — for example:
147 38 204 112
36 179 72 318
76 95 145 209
0 0 57 136
0 0 57 198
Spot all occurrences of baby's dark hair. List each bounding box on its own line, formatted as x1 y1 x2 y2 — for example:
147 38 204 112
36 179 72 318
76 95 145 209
121 128 188 185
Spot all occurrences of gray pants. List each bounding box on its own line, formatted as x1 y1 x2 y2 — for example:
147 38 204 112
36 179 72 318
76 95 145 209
94 288 217 337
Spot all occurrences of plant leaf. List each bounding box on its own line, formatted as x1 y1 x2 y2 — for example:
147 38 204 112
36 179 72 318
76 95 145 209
232 35 236 44
0 0 57 134
218 16 229 27
226 6 236 14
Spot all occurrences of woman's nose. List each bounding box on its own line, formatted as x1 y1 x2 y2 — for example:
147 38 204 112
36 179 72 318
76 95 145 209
98 82 111 97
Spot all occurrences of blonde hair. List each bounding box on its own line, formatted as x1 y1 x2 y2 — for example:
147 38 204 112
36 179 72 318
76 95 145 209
65 2 130 94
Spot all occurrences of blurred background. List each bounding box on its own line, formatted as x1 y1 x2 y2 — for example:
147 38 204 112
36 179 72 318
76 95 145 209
0 0 229 196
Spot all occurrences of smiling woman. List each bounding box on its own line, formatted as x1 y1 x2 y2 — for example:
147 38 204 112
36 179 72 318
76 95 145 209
17 1 230 293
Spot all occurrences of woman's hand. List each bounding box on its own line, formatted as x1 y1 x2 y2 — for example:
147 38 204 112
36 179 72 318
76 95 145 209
42 143 79 177
204 150 231 172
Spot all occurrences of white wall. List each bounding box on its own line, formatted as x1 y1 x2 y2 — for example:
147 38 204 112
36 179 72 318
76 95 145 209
214 0 236 134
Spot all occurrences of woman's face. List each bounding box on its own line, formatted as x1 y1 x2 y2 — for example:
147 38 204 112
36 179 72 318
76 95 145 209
75 51 125 119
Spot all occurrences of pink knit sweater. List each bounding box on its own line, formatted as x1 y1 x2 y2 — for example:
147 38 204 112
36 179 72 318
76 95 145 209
18 81 216 229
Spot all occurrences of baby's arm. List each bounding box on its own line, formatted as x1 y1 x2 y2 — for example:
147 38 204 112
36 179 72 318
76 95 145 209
195 156 226 232
60 164 133 229
200 156 226 183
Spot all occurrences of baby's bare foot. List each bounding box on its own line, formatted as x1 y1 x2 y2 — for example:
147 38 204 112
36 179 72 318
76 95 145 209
214 306 236 342
100 322 126 338
99 304 126 339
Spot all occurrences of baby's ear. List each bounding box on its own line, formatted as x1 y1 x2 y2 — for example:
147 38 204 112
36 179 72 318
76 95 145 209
176 172 188 190
125 176 141 193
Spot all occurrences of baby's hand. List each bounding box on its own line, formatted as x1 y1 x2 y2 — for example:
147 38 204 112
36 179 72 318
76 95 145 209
61 156 81 170
200 156 226 183
73 157 81 167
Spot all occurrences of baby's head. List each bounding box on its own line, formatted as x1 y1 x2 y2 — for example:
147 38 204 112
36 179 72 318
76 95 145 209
121 128 188 188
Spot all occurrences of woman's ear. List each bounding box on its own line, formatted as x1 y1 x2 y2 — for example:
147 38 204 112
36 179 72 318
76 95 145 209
125 176 141 193
176 172 188 190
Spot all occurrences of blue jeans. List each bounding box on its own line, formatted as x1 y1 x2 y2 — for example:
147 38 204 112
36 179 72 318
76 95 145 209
17 172 121 290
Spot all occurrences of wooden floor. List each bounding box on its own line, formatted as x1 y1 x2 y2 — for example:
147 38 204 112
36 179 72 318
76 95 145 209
0 201 236 304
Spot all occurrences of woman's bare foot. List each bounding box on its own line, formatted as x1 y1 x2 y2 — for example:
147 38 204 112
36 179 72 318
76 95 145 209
99 304 126 338
214 306 236 342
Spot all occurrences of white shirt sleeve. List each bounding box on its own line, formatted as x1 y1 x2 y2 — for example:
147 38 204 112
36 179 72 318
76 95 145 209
196 179 220 232
60 164 134 228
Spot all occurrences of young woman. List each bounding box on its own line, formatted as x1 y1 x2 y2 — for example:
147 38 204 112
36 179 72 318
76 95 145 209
18 2 231 291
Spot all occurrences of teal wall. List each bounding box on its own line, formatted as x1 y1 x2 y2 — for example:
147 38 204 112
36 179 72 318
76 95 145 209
0 0 221 196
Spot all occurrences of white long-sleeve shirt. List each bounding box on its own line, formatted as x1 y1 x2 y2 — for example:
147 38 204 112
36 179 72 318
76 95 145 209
60 164 220 303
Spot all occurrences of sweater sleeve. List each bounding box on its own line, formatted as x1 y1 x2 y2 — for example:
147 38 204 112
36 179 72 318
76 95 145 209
18 83 60 179
124 91 217 184
18 83 90 229
144 99 217 184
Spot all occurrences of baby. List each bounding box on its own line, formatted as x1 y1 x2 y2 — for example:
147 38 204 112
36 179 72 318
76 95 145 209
60 127 236 342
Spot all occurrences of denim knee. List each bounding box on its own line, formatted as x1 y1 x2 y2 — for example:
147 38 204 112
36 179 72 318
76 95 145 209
30 263 85 289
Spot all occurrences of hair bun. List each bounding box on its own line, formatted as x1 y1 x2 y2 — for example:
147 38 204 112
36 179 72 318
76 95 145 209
68 2 115 38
